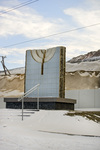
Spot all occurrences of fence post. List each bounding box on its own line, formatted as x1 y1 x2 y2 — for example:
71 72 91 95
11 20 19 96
37 87 39 110
22 98 24 121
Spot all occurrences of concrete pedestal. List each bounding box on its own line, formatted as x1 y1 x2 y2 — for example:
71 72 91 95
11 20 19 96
4 97 76 110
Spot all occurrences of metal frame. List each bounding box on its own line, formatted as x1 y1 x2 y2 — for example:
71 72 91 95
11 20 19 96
18 84 40 120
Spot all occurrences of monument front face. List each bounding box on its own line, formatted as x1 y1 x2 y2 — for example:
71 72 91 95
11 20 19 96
25 46 66 98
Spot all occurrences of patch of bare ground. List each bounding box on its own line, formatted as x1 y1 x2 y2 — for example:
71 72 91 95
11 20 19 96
65 111 100 123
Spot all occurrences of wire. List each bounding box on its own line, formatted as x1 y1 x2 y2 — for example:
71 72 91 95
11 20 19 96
2 22 100 48
0 0 32 13
0 0 39 16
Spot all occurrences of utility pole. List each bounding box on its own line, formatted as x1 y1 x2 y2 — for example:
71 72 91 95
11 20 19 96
0 56 11 75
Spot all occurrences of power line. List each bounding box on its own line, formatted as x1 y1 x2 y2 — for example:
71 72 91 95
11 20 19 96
2 22 100 48
0 0 32 13
0 0 39 16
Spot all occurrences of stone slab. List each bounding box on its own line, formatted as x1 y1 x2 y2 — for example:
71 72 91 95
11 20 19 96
4 97 76 110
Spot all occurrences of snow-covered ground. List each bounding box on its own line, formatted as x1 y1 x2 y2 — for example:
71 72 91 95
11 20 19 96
0 108 100 150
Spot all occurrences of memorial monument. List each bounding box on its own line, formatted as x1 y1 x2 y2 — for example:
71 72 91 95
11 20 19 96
4 46 76 110
25 46 65 98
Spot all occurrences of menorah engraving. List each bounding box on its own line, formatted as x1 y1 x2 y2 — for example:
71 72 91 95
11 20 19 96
31 49 56 75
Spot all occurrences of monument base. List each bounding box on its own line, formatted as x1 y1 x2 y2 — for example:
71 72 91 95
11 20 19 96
4 97 76 110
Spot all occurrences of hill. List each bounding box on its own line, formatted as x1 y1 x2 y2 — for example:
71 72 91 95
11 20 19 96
68 49 100 63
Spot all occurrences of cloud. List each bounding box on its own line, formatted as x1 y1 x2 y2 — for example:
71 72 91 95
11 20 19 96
64 8 100 26
0 5 64 39
63 5 100 59
85 0 100 9
7 59 24 65
0 0 100 68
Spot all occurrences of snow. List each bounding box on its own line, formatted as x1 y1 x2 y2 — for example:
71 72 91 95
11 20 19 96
1 60 100 76
66 60 100 72
0 109 100 150
78 72 90 77
0 67 25 75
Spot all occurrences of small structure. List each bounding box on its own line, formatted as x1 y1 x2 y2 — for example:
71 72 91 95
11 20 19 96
0 56 10 75
4 46 76 110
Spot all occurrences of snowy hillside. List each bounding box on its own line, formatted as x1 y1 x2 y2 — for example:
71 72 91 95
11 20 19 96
66 60 100 90
0 74 24 97
0 60 100 97
68 49 100 63
66 60 100 72
1 60 100 75
0 67 25 75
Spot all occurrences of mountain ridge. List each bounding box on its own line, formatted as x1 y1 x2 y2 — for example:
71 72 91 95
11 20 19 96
68 49 100 63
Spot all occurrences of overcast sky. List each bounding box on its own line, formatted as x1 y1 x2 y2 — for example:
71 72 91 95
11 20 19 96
0 0 100 69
